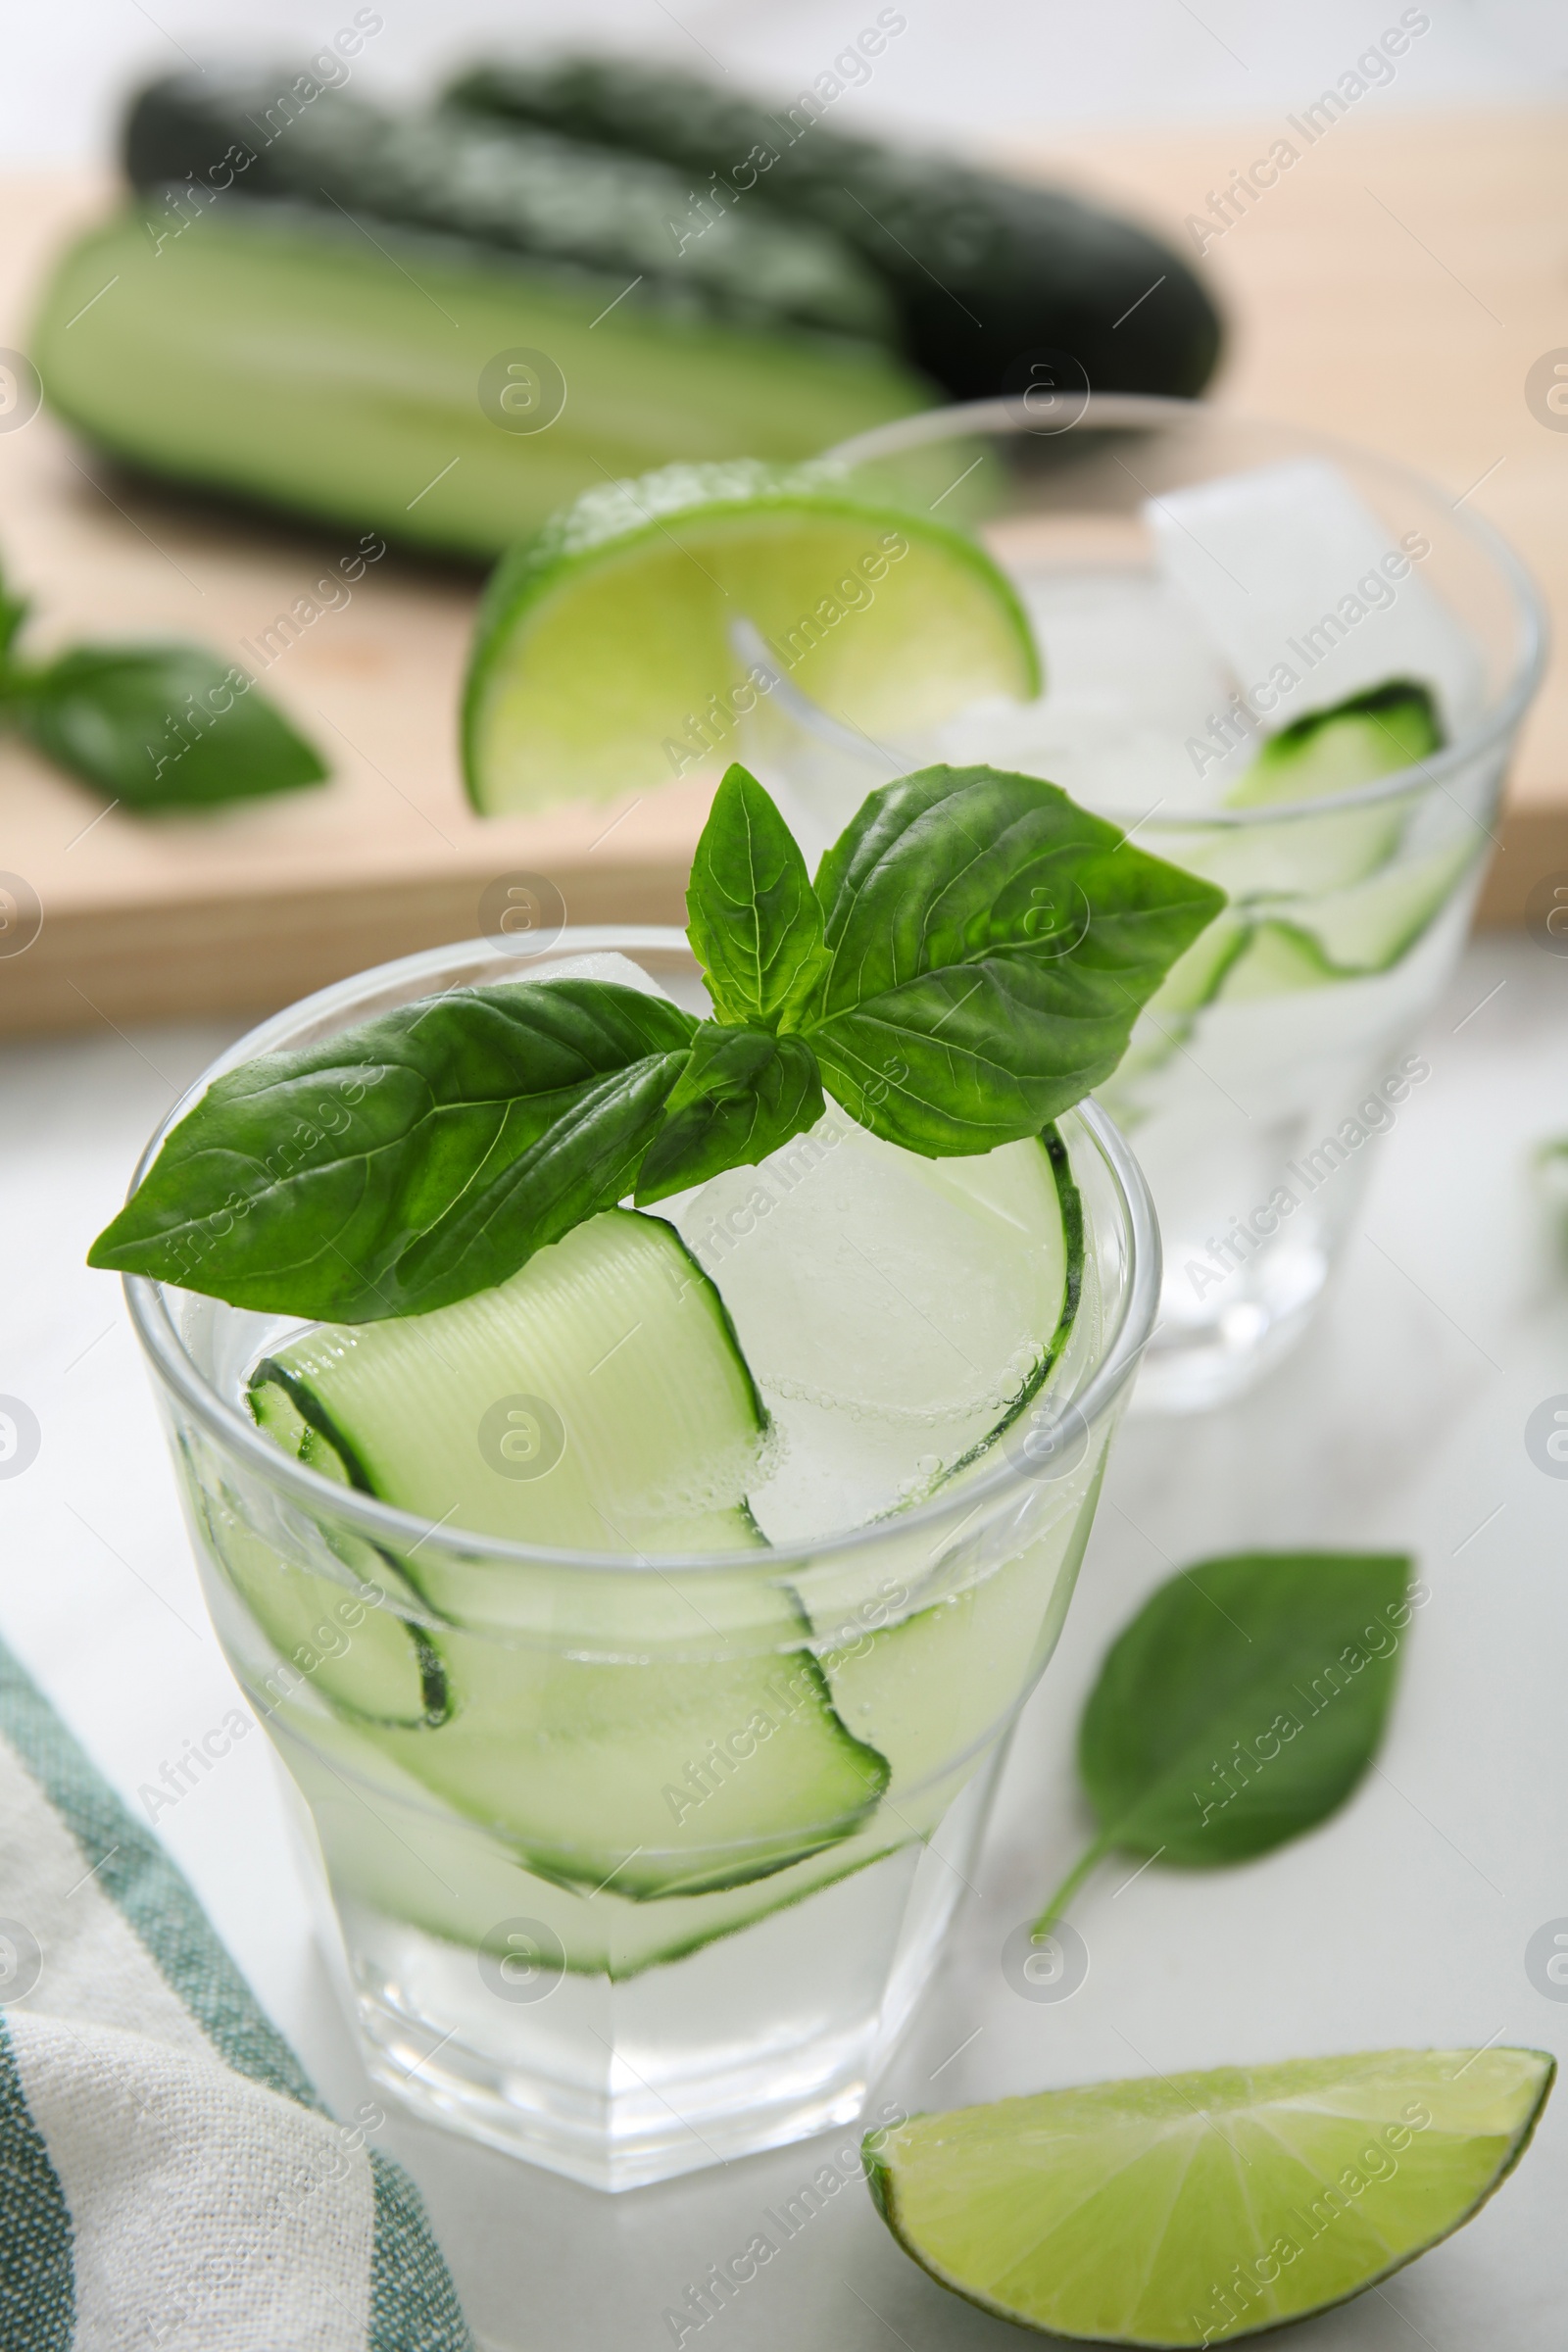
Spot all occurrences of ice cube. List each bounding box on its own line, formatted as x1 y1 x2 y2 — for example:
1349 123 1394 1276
1145 458 1483 736
662 1111 1067 1545
934 569 1243 815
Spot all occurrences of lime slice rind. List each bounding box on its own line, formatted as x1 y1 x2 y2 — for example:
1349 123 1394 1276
462 459 1040 815
866 2046 1554 2347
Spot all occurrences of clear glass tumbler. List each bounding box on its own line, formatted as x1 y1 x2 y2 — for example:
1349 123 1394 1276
744 396 1544 1410
123 928 1156 2190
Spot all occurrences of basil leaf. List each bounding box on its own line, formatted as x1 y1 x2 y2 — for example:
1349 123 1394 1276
635 1023 823 1204
89 979 696 1318
687 762 828 1032
1036 1550 1413 1928
807 764 1226 1153
0 578 27 671
12 644 327 808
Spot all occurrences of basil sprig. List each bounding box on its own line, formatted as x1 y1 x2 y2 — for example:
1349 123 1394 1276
90 760 1223 1317
0 564 325 810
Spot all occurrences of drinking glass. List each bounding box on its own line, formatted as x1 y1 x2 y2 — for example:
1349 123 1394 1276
745 396 1544 1410
123 928 1156 2189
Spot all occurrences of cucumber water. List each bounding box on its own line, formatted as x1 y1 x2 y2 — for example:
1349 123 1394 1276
233 1082 1092 1972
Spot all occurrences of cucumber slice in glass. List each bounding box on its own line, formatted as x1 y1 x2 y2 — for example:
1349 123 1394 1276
277 1705 907 1977
1182 679 1445 907
359 1608 888 1900
1213 919 1342 1002
1226 679 1442 808
193 1466 445 1730
246 1203 893 1901
1287 833 1479 974
1144 908 1254 1021
249 1206 765 1558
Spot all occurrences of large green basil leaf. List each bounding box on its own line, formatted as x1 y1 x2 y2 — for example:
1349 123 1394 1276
807 765 1226 1152
635 1023 823 1204
687 761 828 1032
89 979 695 1318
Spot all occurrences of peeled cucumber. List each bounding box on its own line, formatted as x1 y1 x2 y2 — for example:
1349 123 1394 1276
33 206 926 560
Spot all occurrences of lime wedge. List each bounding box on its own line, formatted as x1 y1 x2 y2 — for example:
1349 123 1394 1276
866 2047 1553 2347
462 460 1040 814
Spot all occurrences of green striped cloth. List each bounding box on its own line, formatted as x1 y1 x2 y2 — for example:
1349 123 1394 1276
0 1637 473 2349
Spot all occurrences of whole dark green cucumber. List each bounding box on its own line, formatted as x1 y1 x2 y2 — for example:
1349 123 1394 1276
444 53 1223 404
122 68 895 341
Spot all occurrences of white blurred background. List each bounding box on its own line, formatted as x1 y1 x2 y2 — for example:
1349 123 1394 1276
5 0 1566 164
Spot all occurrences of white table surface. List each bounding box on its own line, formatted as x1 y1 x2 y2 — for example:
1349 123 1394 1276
2 928 1565 2350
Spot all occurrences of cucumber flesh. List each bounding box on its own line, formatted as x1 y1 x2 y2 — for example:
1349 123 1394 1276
273 1704 906 1978
242 1058 1084 1921
1159 683 1446 909
358 1614 888 1900
1195 840 1476 1008
247 1203 893 1900
1214 919 1342 1002
249 1206 765 1557
33 210 926 560
818 1444 1106 1802
1225 679 1442 808
1288 834 1478 974
193 1447 445 1730
1116 682 1457 1088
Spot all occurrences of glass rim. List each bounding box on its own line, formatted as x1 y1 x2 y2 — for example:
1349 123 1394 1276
822 392 1548 834
123 926 1161 1578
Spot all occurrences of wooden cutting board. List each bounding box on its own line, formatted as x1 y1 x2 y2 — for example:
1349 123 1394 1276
1 109 1562 1037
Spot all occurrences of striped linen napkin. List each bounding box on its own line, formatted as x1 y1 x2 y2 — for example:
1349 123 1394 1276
0 1636 472 2350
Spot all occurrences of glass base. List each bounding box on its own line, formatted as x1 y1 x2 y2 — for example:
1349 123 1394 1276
330 1759 1003 2192
356 1964 874 2191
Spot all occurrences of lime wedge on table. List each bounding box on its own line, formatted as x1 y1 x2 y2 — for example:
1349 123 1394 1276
462 461 1040 814
866 2047 1553 2347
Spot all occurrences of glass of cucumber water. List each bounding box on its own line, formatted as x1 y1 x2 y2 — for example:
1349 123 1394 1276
743 396 1544 1410
120 928 1157 2190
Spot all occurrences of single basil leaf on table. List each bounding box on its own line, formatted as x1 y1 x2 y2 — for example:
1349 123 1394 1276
1035 1549 1415 1930
635 1023 824 1204
687 761 828 1032
11 643 327 808
88 979 697 1319
804 764 1227 1154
